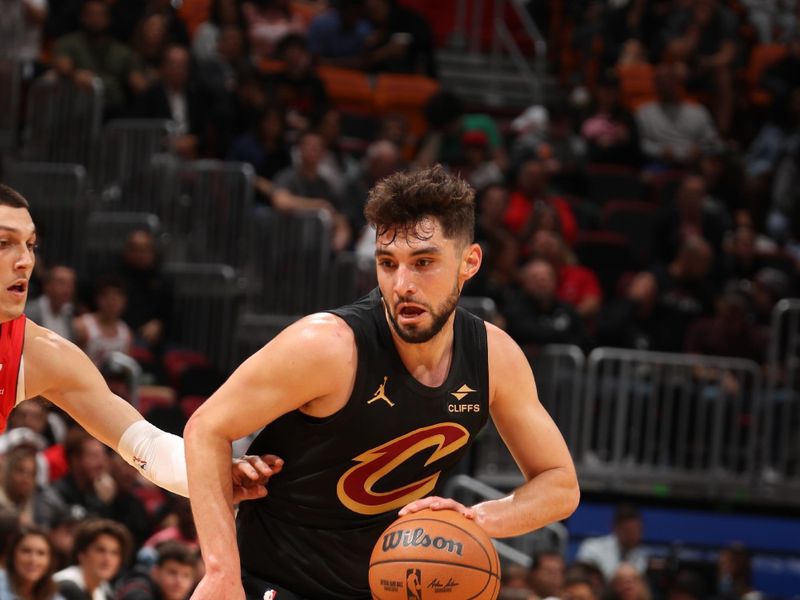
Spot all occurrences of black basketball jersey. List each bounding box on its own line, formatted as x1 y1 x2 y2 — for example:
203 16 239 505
237 288 490 599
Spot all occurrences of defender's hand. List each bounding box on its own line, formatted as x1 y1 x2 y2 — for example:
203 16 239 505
231 454 284 503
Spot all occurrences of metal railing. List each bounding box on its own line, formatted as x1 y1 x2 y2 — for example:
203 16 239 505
4 161 88 267
0 58 21 153
92 119 177 206
164 263 244 370
21 77 103 165
443 474 568 567
761 299 800 497
580 348 762 499
473 344 585 489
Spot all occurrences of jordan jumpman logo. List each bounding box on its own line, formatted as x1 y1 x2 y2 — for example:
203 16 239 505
368 376 394 407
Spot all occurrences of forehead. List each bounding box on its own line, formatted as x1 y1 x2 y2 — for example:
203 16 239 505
0 206 35 236
376 217 453 251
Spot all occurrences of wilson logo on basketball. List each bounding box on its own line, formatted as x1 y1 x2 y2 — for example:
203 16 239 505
382 527 464 556
336 423 470 515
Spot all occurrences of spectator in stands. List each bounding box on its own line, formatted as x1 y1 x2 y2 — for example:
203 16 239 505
266 34 330 134
141 497 197 554
577 505 648 581
195 25 248 97
459 130 505 192
529 230 602 321
715 543 764 600
635 62 723 167
307 0 373 68
669 571 708 600
752 267 792 327
116 541 197 600
52 0 137 119
0 0 47 79
26 265 77 344
721 225 771 282
0 446 65 529
498 563 533 599
566 560 606 598
504 158 578 246
607 563 652 600
761 38 800 109
581 71 641 167
129 14 170 96
416 91 506 173
597 272 674 352
472 183 518 304
52 429 149 546
314 107 360 197
0 508 21 564
768 92 800 243
7 397 66 450
242 0 304 62
54 518 130 600
133 45 207 160
192 0 245 62
272 130 351 251
362 0 436 77
663 0 738 134
49 507 85 574
685 289 766 362
74 277 132 369
528 551 565 600
504 259 588 349
228 106 292 204
117 230 172 358
651 236 717 351
533 105 587 195
0 526 63 600
653 174 728 265
344 139 402 243
562 575 598 600
742 0 797 43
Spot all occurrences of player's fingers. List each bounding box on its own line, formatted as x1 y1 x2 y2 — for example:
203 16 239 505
398 496 441 516
258 454 285 474
233 485 268 502
233 460 262 481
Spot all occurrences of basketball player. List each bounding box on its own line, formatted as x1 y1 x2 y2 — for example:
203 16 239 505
0 184 280 502
185 166 580 600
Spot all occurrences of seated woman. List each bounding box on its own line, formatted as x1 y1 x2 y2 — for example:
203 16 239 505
0 525 66 600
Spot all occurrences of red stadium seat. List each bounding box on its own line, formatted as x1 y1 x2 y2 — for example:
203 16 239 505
316 66 375 115
747 43 788 106
574 231 632 298
374 73 439 138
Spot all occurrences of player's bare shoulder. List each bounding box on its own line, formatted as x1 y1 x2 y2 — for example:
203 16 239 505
276 311 356 367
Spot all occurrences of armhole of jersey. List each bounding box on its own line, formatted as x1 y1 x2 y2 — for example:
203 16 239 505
15 357 25 406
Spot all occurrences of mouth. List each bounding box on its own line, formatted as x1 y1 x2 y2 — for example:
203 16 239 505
7 281 27 298
396 303 427 324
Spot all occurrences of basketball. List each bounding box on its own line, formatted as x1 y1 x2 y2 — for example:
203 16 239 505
369 509 501 599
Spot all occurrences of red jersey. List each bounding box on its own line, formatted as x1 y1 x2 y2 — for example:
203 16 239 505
0 314 26 432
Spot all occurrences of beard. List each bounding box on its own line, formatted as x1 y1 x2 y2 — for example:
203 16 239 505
384 281 461 344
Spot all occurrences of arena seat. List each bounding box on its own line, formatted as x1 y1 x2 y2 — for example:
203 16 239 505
617 63 657 110
573 231 632 298
374 73 439 137
747 43 788 106
316 66 375 115
586 164 645 204
602 200 659 268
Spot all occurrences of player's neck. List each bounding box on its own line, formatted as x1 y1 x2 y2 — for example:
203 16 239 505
391 316 455 388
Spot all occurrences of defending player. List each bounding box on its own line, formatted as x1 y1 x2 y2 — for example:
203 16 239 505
186 166 580 599
0 184 280 502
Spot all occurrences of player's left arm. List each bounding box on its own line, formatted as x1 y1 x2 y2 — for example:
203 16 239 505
22 321 277 500
400 324 580 537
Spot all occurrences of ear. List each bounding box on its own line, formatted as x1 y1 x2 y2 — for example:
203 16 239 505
460 243 482 282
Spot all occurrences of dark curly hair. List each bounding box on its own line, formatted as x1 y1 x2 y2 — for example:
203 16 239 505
364 165 475 246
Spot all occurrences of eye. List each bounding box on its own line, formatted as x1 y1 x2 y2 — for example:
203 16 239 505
0 239 8 248
27 242 38 251
377 259 395 268
416 258 433 267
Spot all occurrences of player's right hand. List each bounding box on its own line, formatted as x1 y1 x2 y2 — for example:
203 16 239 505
231 453 284 503
191 573 245 600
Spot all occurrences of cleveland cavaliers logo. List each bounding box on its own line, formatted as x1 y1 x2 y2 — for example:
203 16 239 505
336 423 469 515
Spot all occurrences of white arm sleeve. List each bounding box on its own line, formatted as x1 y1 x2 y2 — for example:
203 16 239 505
116 420 189 497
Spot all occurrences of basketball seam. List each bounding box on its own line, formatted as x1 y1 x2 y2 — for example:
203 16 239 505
369 557 501 578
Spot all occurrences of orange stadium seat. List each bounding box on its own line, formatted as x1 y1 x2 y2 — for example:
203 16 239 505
747 43 788 106
316 66 375 114
617 63 657 110
374 73 439 137
177 0 212 38
259 58 286 75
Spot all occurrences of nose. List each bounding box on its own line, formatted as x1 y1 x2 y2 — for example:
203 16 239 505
393 264 417 297
15 244 34 271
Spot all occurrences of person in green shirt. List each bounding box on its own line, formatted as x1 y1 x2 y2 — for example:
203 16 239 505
53 0 137 117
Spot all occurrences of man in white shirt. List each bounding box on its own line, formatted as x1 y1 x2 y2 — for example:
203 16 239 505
576 504 649 580
25 264 76 342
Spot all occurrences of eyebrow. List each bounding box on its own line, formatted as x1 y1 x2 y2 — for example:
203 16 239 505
375 246 442 257
0 225 37 236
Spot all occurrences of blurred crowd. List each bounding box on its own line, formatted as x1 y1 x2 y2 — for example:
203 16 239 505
0 0 799 597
